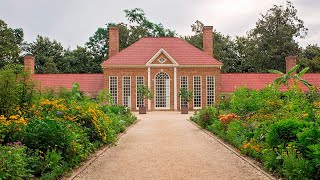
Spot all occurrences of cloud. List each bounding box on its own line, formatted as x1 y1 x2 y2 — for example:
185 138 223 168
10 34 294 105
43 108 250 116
0 0 318 49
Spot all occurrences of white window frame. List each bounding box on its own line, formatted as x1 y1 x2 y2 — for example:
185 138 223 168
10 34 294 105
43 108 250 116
180 76 188 108
206 76 215 106
109 76 118 104
193 76 202 109
154 72 170 110
136 76 145 109
122 76 131 108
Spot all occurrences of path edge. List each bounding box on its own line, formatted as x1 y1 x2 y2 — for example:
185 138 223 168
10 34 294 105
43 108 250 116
187 118 276 180
65 118 141 180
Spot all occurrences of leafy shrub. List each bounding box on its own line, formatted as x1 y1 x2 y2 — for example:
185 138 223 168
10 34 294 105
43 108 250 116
0 143 32 179
266 119 306 148
282 149 314 180
197 106 218 128
230 87 262 116
21 119 92 163
226 120 252 147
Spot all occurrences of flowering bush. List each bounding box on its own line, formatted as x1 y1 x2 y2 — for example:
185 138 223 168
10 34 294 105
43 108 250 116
192 84 320 179
0 81 137 179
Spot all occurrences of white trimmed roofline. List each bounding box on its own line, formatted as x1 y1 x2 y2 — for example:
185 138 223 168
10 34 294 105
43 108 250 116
145 48 179 67
102 65 222 68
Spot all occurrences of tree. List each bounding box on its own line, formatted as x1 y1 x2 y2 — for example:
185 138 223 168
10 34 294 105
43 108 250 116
298 44 320 73
63 46 98 73
185 20 239 72
0 19 23 68
44 57 58 73
86 8 176 69
246 1 307 72
23 35 64 73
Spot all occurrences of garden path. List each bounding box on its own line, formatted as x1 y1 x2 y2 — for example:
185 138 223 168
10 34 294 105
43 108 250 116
73 111 273 180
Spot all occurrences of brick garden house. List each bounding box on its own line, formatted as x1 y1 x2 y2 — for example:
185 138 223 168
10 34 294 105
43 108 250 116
102 26 222 111
24 26 320 112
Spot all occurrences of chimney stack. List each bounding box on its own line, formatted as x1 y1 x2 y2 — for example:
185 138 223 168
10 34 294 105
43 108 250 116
24 55 35 75
108 27 119 58
203 26 213 57
285 56 297 73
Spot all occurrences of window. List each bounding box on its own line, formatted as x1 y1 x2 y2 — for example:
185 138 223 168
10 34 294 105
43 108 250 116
136 76 144 108
207 76 215 106
123 76 131 107
109 76 118 104
158 58 166 63
193 76 201 108
180 76 188 107
155 72 170 109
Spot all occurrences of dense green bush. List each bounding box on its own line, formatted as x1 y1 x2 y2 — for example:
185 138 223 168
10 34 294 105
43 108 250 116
192 84 320 179
0 143 32 179
21 119 92 164
0 79 137 179
266 119 306 148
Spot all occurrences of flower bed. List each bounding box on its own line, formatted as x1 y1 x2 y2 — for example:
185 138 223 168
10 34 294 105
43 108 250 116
192 86 320 179
0 65 137 179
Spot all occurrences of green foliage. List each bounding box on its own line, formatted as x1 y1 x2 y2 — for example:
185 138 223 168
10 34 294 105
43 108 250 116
0 19 22 68
23 35 64 74
230 87 262 116
266 119 306 148
282 149 314 180
269 64 313 90
192 77 320 178
0 64 35 116
298 44 320 73
245 1 307 72
0 143 32 179
137 85 153 103
179 88 193 103
226 120 251 148
197 106 218 128
44 57 58 74
20 119 91 163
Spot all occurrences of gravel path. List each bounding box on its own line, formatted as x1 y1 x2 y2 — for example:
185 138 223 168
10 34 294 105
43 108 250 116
74 111 273 180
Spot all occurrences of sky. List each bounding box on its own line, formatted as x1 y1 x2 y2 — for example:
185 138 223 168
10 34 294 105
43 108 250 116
0 0 319 49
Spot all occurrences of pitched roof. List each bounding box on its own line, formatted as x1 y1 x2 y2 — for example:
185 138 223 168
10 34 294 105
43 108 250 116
101 37 223 66
32 74 104 95
221 73 320 93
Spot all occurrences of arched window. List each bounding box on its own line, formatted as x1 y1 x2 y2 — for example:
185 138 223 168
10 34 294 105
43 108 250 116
154 72 170 109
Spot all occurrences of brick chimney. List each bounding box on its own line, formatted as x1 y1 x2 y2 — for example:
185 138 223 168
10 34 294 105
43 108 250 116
285 56 297 73
203 26 213 57
108 27 119 58
24 55 35 75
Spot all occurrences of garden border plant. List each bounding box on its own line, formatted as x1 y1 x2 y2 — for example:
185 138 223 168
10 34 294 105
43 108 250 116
191 65 320 179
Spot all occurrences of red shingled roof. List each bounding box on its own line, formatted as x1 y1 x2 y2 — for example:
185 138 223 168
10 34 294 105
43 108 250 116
221 73 320 93
101 37 223 66
32 74 103 96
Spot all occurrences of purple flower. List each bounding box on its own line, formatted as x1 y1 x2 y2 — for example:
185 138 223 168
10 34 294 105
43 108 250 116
56 111 63 115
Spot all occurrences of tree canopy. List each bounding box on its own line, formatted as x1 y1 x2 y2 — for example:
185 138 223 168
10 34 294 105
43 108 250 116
0 19 23 68
1 1 319 73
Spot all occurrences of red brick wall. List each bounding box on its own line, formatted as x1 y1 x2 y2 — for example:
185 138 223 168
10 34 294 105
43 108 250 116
104 67 148 110
177 67 221 110
103 66 221 111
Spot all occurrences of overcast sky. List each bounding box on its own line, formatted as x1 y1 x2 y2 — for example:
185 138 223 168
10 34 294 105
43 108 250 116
1 0 319 49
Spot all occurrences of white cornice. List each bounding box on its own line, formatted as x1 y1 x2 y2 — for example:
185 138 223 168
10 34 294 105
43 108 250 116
102 64 222 68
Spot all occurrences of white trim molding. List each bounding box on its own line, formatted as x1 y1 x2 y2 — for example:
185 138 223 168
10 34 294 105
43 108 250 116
145 48 179 67
147 67 151 111
174 67 177 111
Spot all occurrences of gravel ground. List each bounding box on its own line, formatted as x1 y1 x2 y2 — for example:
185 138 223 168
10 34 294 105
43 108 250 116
73 111 273 180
